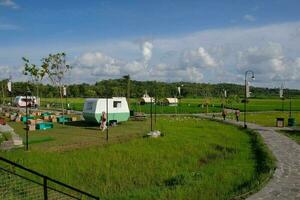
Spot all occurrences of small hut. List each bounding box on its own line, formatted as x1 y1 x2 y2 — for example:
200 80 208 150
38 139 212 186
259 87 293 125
163 98 178 106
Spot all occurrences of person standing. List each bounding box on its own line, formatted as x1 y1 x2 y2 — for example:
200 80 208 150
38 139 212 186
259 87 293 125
222 109 227 120
100 111 107 131
235 109 240 122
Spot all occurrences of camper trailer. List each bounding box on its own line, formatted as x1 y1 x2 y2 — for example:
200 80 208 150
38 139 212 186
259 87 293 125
83 97 130 124
15 96 40 107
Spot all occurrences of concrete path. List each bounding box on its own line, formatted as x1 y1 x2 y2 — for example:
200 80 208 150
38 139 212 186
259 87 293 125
0 124 23 150
197 114 300 200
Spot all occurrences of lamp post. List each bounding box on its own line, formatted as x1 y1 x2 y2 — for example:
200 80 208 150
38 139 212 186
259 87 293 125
244 70 255 128
150 93 153 132
25 86 31 151
154 82 157 124
106 89 109 142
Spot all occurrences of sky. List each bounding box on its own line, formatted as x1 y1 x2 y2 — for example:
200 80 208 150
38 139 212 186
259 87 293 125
1 0 300 88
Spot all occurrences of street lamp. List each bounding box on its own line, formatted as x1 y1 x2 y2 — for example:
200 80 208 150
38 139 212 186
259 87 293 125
25 86 31 151
244 70 255 128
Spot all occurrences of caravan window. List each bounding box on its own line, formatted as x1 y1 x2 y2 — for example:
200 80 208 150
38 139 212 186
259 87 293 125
86 102 93 111
113 101 121 108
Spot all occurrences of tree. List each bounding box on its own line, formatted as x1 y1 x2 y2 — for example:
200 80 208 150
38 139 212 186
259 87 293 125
22 57 45 105
123 75 131 108
0 79 8 105
41 53 72 125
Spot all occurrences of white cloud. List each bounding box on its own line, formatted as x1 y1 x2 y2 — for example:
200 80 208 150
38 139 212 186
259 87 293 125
237 42 300 82
0 0 19 9
182 47 217 68
243 14 256 22
75 52 117 68
141 41 153 68
2 21 300 88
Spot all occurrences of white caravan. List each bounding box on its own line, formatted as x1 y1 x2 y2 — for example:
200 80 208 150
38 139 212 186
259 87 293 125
83 97 130 124
15 96 40 107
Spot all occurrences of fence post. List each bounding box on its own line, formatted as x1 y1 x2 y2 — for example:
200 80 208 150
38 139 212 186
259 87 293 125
43 177 48 200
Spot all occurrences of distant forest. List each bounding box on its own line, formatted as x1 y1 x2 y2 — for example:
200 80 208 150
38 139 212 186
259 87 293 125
0 78 299 99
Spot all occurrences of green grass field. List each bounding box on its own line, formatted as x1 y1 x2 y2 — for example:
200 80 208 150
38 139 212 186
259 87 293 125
0 117 275 200
40 97 300 114
221 111 300 127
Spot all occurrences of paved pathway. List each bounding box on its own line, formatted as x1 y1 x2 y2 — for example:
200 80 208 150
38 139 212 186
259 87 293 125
197 114 300 200
0 124 23 150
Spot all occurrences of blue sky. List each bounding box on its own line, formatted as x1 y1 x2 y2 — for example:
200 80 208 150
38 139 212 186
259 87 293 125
1 0 300 88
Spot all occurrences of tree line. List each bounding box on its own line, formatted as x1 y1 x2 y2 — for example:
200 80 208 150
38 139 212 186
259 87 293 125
1 78 300 100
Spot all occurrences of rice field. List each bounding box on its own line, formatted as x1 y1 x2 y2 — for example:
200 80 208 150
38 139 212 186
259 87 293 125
39 97 300 114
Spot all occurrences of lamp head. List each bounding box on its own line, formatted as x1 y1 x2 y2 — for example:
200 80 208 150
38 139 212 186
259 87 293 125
251 75 255 80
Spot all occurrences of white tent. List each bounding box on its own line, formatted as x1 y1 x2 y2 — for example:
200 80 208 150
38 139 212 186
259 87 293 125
140 94 155 105
164 98 178 106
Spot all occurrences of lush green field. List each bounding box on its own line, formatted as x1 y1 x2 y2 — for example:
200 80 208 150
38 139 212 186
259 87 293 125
0 117 275 200
221 111 300 127
40 98 300 114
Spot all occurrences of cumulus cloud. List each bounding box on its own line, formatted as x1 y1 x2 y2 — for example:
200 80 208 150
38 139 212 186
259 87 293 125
141 41 153 68
243 14 256 22
182 47 217 68
237 42 300 81
0 65 25 81
2 21 300 88
72 50 148 82
0 0 19 9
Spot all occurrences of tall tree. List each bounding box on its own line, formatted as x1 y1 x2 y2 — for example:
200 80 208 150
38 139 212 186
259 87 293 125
41 52 72 124
22 57 45 105
123 75 131 108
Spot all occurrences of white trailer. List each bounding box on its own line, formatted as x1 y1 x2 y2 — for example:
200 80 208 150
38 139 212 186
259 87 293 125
15 96 40 107
83 97 130 124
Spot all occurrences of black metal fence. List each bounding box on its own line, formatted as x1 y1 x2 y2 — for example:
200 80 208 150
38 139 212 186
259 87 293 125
0 157 99 200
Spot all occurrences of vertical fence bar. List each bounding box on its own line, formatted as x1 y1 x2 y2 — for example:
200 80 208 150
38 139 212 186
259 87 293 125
43 177 48 200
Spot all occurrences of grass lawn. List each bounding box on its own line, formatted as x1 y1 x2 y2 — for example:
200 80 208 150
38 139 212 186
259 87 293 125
280 130 300 144
221 111 300 127
0 116 275 200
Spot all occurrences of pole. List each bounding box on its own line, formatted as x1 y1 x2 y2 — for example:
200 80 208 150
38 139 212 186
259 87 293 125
25 90 29 151
10 76 13 107
244 75 247 128
154 83 157 124
106 96 108 142
150 96 153 131
154 95 157 125
243 70 255 128
244 71 248 128
43 177 48 200
65 86 68 111
289 97 292 118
